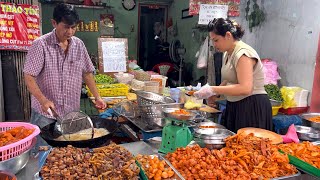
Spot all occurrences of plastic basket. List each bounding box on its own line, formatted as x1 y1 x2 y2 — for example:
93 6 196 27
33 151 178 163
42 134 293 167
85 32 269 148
87 83 129 97
114 73 134 84
272 106 281 116
0 122 40 161
279 107 309 115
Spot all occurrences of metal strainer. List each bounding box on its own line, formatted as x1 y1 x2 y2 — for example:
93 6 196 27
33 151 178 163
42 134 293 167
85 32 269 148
48 108 94 140
60 111 94 140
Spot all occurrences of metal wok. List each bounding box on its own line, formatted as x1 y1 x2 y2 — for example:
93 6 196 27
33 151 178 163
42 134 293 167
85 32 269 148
40 116 118 148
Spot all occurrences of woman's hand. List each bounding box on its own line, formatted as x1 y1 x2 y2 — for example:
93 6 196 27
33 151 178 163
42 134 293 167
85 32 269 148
207 95 219 107
194 84 216 99
95 97 107 109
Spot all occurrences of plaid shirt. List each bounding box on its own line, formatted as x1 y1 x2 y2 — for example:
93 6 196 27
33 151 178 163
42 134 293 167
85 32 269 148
24 29 94 118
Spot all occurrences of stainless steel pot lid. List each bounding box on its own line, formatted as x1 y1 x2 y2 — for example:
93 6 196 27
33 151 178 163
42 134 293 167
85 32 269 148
194 128 235 140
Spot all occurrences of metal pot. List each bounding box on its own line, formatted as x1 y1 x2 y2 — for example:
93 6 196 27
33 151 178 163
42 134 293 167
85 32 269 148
300 113 320 130
0 138 36 174
193 127 234 150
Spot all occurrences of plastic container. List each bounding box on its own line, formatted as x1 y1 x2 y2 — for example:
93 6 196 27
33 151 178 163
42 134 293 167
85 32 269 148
143 81 159 93
134 71 151 81
87 83 129 97
279 107 309 115
272 106 281 116
114 73 134 84
0 122 40 161
131 79 145 91
151 75 168 92
170 88 181 103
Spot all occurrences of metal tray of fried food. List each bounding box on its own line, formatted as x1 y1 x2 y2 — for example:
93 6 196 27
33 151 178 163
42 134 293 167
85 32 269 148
271 171 301 180
159 153 301 180
136 154 184 180
162 108 196 121
286 154 320 178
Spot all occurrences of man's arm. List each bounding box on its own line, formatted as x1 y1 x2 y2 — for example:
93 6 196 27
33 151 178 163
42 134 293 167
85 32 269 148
24 73 54 112
83 72 106 109
83 72 100 99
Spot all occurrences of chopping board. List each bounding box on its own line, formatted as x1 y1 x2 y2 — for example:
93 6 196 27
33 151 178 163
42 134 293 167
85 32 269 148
237 127 283 144
199 105 221 113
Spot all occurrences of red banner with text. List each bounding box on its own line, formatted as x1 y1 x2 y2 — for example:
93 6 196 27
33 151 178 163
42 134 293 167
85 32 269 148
0 2 40 51
189 0 240 17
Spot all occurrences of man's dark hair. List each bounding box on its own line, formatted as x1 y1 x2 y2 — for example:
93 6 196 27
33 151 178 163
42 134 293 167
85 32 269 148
53 3 79 25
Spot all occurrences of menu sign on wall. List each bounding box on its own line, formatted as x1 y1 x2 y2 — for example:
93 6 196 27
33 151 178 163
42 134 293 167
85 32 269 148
198 4 228 25
102 41 127 72
0 2 40 51
98 38 128 73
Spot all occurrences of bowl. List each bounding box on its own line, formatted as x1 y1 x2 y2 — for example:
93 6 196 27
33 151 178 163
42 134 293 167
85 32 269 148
295 125 320 141
0 171 17 180
196 121 225 129
0 138 36 174
300 113 320 130
193 128 235 150
162 108 196 121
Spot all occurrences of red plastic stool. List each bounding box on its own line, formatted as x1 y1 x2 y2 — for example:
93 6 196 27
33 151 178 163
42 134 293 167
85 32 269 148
152 62 175 76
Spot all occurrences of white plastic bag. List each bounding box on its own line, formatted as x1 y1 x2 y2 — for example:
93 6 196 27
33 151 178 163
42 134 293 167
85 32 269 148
197 36 209 69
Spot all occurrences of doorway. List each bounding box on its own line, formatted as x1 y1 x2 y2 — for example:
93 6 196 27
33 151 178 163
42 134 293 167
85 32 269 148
137 4 168 71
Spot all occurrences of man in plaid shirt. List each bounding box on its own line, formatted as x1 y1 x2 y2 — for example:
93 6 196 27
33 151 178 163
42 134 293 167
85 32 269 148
24 4 106 128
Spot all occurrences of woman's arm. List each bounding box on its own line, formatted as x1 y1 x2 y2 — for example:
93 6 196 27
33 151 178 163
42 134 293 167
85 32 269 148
212 55 256 96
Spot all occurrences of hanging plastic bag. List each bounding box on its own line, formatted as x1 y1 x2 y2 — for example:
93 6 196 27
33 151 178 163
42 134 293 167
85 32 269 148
262 59 281 85
196 36 209 69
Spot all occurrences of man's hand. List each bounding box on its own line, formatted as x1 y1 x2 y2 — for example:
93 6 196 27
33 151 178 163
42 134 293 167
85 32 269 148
39 98 55 114
95 97 106 109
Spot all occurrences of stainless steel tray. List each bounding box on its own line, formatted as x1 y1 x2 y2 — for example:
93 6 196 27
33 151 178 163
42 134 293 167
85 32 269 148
271 171 301 180
159 154 301 180
125 116 163 133
137 154 184 180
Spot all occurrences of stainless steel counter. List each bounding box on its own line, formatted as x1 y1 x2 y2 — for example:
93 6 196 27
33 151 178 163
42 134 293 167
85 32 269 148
15 140 318 180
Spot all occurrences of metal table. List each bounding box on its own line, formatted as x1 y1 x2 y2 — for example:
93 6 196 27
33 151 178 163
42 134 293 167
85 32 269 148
16 139 318 180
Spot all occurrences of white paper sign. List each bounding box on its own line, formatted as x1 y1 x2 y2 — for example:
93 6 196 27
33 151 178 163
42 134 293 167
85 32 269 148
198 4 228 25
101 41 127 72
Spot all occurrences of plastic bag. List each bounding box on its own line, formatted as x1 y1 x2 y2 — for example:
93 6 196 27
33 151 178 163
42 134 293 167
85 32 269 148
196 36 209 69
262 59 281 85
280 86 302 109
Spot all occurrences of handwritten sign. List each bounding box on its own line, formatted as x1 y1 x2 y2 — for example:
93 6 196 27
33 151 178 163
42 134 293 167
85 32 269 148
98 38 128 73
198 4 228 25
0 2 40 51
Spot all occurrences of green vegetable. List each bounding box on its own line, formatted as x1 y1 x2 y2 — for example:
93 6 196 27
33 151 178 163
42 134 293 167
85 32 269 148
94 74 115 84
264 84 283 102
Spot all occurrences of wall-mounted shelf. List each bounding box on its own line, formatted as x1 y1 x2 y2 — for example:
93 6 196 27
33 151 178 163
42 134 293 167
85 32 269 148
40 1 113 9
71 4 113 9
